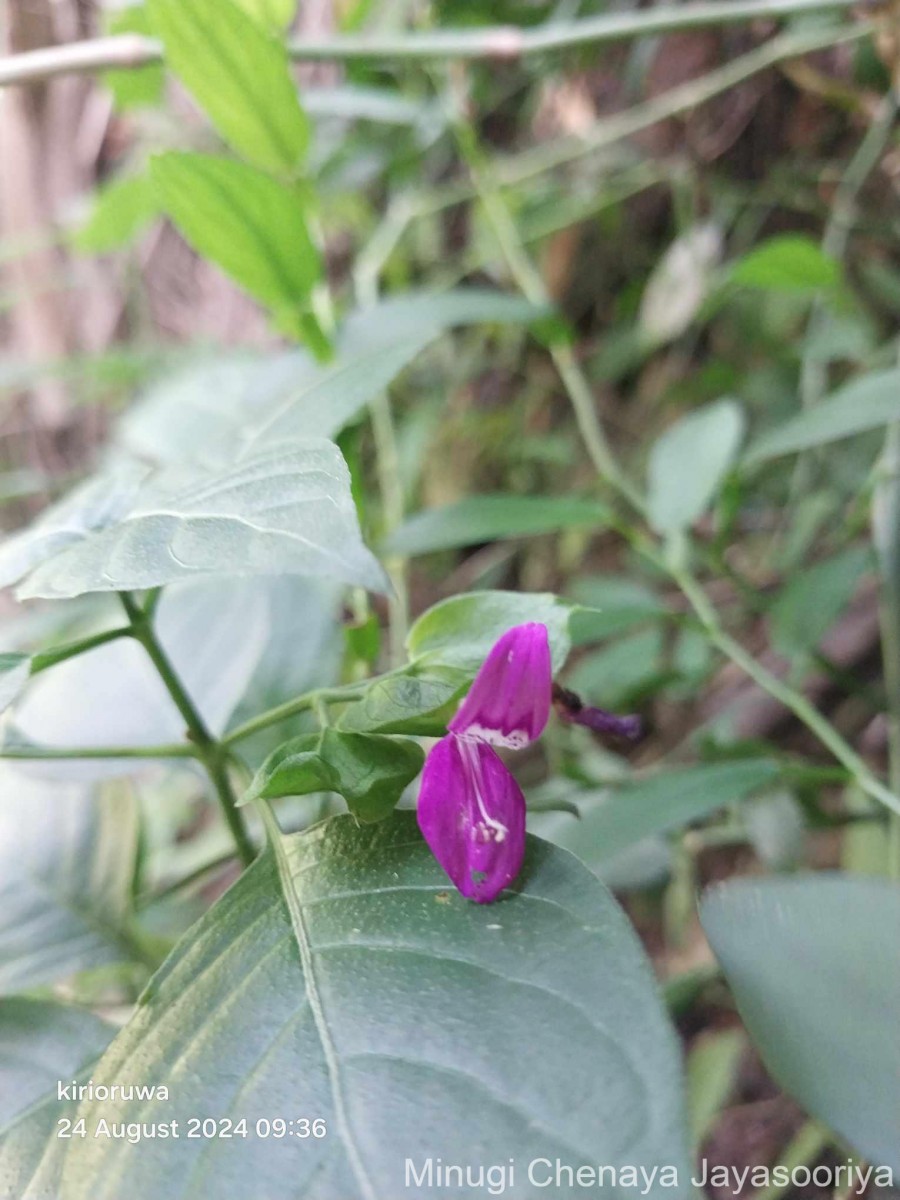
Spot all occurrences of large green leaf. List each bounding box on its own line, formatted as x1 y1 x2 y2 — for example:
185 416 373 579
0 1003 115 1198
245 730 424 822
147 0 308 175
407 591 579 672
0 999 114 1129
533 761 778 868
744 369 900 464
0 462 147 592
119 291 543 467
384 495 609 556
233 0 295 27
151 153 319 326
48 812 689 1199
700 875 900 1172
0 768 139 994
646 399 745 535
13 439 386 600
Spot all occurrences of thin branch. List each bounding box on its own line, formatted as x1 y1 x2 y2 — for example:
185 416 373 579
0 742 195 760
120 593 256 866
496 22 873 187
0 0 861 88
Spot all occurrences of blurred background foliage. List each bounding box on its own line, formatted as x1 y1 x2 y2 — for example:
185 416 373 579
2 0 900 1189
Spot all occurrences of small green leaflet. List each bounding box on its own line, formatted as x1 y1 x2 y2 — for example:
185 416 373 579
244 729 424 822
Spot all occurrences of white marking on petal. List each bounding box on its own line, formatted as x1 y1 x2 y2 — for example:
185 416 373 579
458 738 509 843
460 724 529 750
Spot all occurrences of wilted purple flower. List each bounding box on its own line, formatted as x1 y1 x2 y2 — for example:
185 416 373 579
416 622 642 904
552 683 643 742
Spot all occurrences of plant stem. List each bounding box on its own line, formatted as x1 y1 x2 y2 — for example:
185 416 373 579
0 2 862 87
672 563 900 818
787 92 899 508
30 625 133 674
456 127 646 508
874 423 900 875
0 742 195 760
355 250 409 667
119 593 255 866
222 684 364 747
495 23 870 188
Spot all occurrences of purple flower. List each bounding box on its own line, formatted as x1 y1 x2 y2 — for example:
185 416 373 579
417 622 550 904
416 621 642 904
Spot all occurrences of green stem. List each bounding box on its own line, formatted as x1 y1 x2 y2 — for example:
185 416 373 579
0 742 194 760
222 684 364 747
456 127 646 509
30 625 133 674
119 593 255 866
495 23 870 189
788 92 899 508
0 1 863 87
875 423 900 875
355 250 409 667
672 563 900 818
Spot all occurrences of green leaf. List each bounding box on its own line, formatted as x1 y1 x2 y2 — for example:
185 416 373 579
730 235 841 292
336 662 469 736
72 174 161 254
120 291 543 466
770 545 872 659
50 812 689 1198
384 494 609 556
104 6 164 110
569 576 669 642
151 153 319 327
647 399 745 535
0 1003 114 1197
0 767 139 993
686 1029 745 1152
317 731 424 821
700 875 900 1172
0 999 114 1128
13 439 387 600
407 590 579 672
534 761 778 868
247 730 424 822
0 653 30 714
146 0 308 175
0 461 148 591
233 0 295 27
568 628 665 708
744 369 900 464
